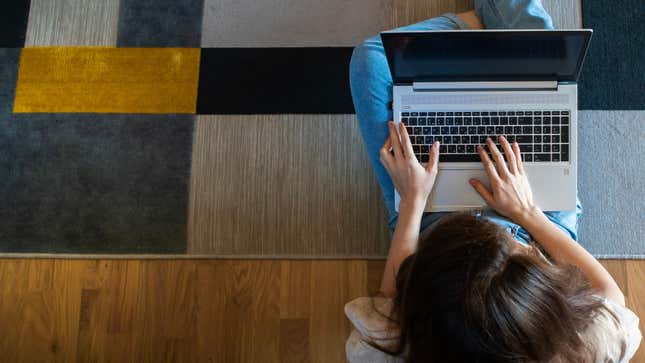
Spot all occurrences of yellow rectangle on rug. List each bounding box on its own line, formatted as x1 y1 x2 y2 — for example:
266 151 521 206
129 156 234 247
13 47 200 114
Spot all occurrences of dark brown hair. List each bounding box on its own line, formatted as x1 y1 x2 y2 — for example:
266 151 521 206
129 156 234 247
390 213 603 362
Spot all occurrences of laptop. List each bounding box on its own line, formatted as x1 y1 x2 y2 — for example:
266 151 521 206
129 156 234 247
381 29 593 212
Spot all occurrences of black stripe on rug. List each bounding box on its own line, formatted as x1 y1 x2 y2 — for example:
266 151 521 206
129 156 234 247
197 47 355 114
0 0 31 47
0 114 193 254
579 0 644 109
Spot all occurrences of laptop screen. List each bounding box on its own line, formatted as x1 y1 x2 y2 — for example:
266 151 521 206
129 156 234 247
380 30 592 84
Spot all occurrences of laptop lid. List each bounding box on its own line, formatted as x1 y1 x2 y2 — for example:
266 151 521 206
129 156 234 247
380 30 592 84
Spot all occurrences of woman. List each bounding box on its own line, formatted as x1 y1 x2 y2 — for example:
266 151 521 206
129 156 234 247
345 1 642 362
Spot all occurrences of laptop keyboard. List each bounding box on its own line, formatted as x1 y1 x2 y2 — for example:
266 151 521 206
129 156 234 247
401 110 570 163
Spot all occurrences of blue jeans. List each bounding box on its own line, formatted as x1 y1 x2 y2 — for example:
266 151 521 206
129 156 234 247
349 0 582 244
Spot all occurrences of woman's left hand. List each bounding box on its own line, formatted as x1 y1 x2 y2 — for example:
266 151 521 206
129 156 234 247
380 121 440 206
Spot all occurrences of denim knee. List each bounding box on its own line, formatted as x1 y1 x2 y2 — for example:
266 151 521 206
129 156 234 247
349 36 384 89
349 36 392 134
349 42 366 83
475 0 554 29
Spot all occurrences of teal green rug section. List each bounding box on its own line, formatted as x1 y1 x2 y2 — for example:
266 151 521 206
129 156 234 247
579 0 644 109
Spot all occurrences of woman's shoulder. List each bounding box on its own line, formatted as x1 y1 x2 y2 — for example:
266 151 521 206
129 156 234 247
344 296 404 362
583 295 642 362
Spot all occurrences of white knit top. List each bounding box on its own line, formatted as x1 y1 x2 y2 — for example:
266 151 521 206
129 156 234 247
345 295 641 362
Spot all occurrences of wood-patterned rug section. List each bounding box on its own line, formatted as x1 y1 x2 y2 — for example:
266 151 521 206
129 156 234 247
188 115 389 257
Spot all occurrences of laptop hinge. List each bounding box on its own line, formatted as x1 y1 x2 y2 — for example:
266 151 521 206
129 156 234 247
412 81 558 91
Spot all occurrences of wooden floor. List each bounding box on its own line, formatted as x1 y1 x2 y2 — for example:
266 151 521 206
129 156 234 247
0 258 641 362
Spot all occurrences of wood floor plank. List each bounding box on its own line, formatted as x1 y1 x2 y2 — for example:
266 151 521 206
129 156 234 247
280 261 312 319
0 260 83 363
193 260 229 362
280 318 310 363
367 260 386 296
195 260 281 362
136 261 199 362
75 260 146 362
187 115 390 257
25 0 120 46
0 260 43 362
49 260 85 362
309 261 368 363
600 259 629 296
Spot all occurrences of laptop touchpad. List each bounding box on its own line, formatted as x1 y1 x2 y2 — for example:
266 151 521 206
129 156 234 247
427 167 489 210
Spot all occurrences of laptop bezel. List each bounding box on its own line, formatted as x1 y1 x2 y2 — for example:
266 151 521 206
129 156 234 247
380 29 593 85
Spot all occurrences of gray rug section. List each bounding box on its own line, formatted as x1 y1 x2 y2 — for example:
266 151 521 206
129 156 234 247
0 48 193 254
578 111 645 258
117 0 204 47
0 114 194 254
0 49 20 116
200 0 391 47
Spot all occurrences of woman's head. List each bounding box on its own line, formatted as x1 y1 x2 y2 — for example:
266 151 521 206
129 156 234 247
393 213 602 363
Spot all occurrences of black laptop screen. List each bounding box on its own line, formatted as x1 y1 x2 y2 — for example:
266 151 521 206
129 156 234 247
380 30 592 83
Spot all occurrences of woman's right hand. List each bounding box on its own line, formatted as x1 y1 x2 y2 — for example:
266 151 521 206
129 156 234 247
469 136 540 224
472 138 626 306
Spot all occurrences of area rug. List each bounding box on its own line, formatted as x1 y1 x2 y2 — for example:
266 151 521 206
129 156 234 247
0 0 642 258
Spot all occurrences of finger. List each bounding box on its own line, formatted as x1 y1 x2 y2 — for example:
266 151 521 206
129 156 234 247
486 137 510 177
477 144 500 184
380 155 392 174
398 122 415 159
379 137 394 166
425 141 440 173
512 142 525 174
381 137 392 154
388 121 404 160
469 179 495 206
499 136 517 174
